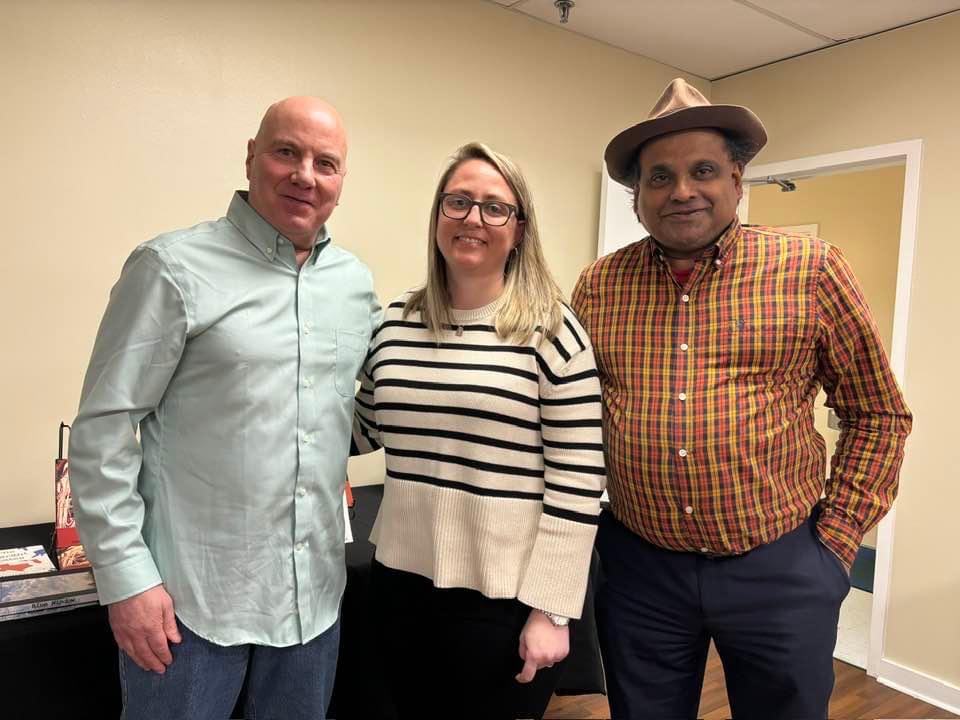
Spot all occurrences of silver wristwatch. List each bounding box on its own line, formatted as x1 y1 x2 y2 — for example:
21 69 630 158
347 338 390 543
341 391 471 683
540 610 570 627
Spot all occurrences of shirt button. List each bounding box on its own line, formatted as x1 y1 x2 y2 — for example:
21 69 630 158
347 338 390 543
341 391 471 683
681 294 690 303
700 547 710 553
266 246 274 255
678 392 687 401
679 448 688 458
680 343 689 351
295 542 305 552
684 506 694 514
297 487 306 498
303 377 314 388
303 322 312 334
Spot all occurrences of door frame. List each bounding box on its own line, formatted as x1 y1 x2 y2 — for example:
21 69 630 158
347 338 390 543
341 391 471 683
741 139 923 679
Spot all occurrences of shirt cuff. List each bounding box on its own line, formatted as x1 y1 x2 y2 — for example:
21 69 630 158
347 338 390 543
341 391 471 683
91 551 164 605
816 510 862 570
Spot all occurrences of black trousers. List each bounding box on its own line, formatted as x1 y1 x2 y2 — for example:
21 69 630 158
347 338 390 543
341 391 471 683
370 559 561 720
596 510 850 720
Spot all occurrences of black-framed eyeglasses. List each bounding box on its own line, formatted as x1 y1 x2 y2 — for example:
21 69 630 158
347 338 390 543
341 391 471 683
438 193 520 227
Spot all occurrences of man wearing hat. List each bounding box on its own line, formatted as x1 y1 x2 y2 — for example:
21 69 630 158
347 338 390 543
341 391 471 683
572 79 911 718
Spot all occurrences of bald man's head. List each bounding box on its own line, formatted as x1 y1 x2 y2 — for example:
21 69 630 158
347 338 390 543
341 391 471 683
245 97 348 250
254 97 347 157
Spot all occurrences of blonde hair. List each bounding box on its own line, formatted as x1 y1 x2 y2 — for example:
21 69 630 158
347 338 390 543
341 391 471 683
404 142 564 344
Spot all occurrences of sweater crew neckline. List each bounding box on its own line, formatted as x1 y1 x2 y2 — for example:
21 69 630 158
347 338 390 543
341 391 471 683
449 295 504 325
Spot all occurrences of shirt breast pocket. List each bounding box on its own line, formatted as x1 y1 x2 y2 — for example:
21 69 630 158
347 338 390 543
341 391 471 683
334 329 367 398
712 315 814 374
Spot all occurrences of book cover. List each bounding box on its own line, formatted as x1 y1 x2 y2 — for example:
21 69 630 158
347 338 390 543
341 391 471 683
0 567 97 607
54 422 91 569
0 546 57 577
0 591 99 622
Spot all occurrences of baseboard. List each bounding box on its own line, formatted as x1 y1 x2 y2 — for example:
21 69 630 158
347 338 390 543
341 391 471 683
876 657 960 715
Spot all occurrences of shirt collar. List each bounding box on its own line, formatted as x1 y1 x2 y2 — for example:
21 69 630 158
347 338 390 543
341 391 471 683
714 217 742 260
647 217 742 267
227 191 330 265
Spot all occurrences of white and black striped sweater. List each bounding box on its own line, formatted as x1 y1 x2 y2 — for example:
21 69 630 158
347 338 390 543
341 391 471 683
352 293 606 619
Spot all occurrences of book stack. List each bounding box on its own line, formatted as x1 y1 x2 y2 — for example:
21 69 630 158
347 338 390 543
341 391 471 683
0 545 98 622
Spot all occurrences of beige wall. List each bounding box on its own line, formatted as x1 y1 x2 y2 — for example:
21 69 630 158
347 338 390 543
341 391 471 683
0 0 705 527
715 12 960 688
749 165 906 550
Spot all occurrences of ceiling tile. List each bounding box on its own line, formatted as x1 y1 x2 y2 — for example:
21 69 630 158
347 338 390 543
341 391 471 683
510 0 830 78
748 0 960 40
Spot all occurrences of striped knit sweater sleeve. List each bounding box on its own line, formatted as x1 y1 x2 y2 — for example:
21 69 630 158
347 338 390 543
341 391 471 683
350 293 605 619
351 341 381 455
518 305 606 618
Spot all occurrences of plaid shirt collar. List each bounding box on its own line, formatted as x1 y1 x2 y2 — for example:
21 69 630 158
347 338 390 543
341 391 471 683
647 217 743 268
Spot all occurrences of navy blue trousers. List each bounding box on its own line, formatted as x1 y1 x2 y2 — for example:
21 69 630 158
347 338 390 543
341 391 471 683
596 510 850 720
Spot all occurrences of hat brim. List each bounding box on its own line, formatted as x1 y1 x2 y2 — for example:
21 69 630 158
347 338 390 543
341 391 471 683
604 105 767 187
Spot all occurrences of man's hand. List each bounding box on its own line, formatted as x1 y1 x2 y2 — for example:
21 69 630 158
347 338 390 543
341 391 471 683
108 585 181 674
515 609 570 684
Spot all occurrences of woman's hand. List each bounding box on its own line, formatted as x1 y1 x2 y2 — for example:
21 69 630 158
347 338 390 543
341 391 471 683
515 609 570 683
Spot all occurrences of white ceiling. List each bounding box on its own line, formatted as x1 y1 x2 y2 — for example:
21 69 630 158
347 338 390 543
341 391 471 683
488 0 960 79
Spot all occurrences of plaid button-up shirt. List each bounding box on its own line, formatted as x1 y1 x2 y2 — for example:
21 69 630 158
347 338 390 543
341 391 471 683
572 220 911 567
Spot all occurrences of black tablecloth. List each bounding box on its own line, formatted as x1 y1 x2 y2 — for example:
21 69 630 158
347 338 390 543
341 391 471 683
0 485 603 719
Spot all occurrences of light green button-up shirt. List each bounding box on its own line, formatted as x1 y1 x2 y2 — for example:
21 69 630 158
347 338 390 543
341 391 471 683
70 192 380 646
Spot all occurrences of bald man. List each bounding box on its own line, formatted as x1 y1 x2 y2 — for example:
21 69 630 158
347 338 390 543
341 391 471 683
69 97 380 719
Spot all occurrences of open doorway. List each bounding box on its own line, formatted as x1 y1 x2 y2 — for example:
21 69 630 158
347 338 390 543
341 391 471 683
741 140 921 680
745 163 904 669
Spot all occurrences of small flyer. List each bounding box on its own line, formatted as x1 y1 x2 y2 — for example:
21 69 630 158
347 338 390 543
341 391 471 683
0 546 57 577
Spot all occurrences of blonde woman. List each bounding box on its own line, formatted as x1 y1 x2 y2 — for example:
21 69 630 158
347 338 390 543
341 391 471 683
352 143 605 719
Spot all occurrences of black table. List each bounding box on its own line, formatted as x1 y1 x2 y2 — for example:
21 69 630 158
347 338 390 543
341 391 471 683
0 486 604 719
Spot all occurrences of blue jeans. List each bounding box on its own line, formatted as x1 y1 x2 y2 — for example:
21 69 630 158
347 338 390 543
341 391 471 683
120 617 340 720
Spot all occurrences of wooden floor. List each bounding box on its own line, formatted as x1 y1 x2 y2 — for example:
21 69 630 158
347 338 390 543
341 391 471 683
545 646 957 719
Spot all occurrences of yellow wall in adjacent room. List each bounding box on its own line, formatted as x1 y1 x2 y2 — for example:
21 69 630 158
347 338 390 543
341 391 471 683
0 0 705 527
748 165 906 550
748 165 904 356
715 10 960 689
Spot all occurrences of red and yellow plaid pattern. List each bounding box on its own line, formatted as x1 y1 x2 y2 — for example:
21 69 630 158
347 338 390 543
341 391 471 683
572 220 911 567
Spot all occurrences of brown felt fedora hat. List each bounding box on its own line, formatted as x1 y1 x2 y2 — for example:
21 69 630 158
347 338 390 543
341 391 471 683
604 78 767 187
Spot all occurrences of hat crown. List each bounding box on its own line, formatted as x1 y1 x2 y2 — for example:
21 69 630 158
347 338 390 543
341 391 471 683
603 77 767 188
648 78 711 121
